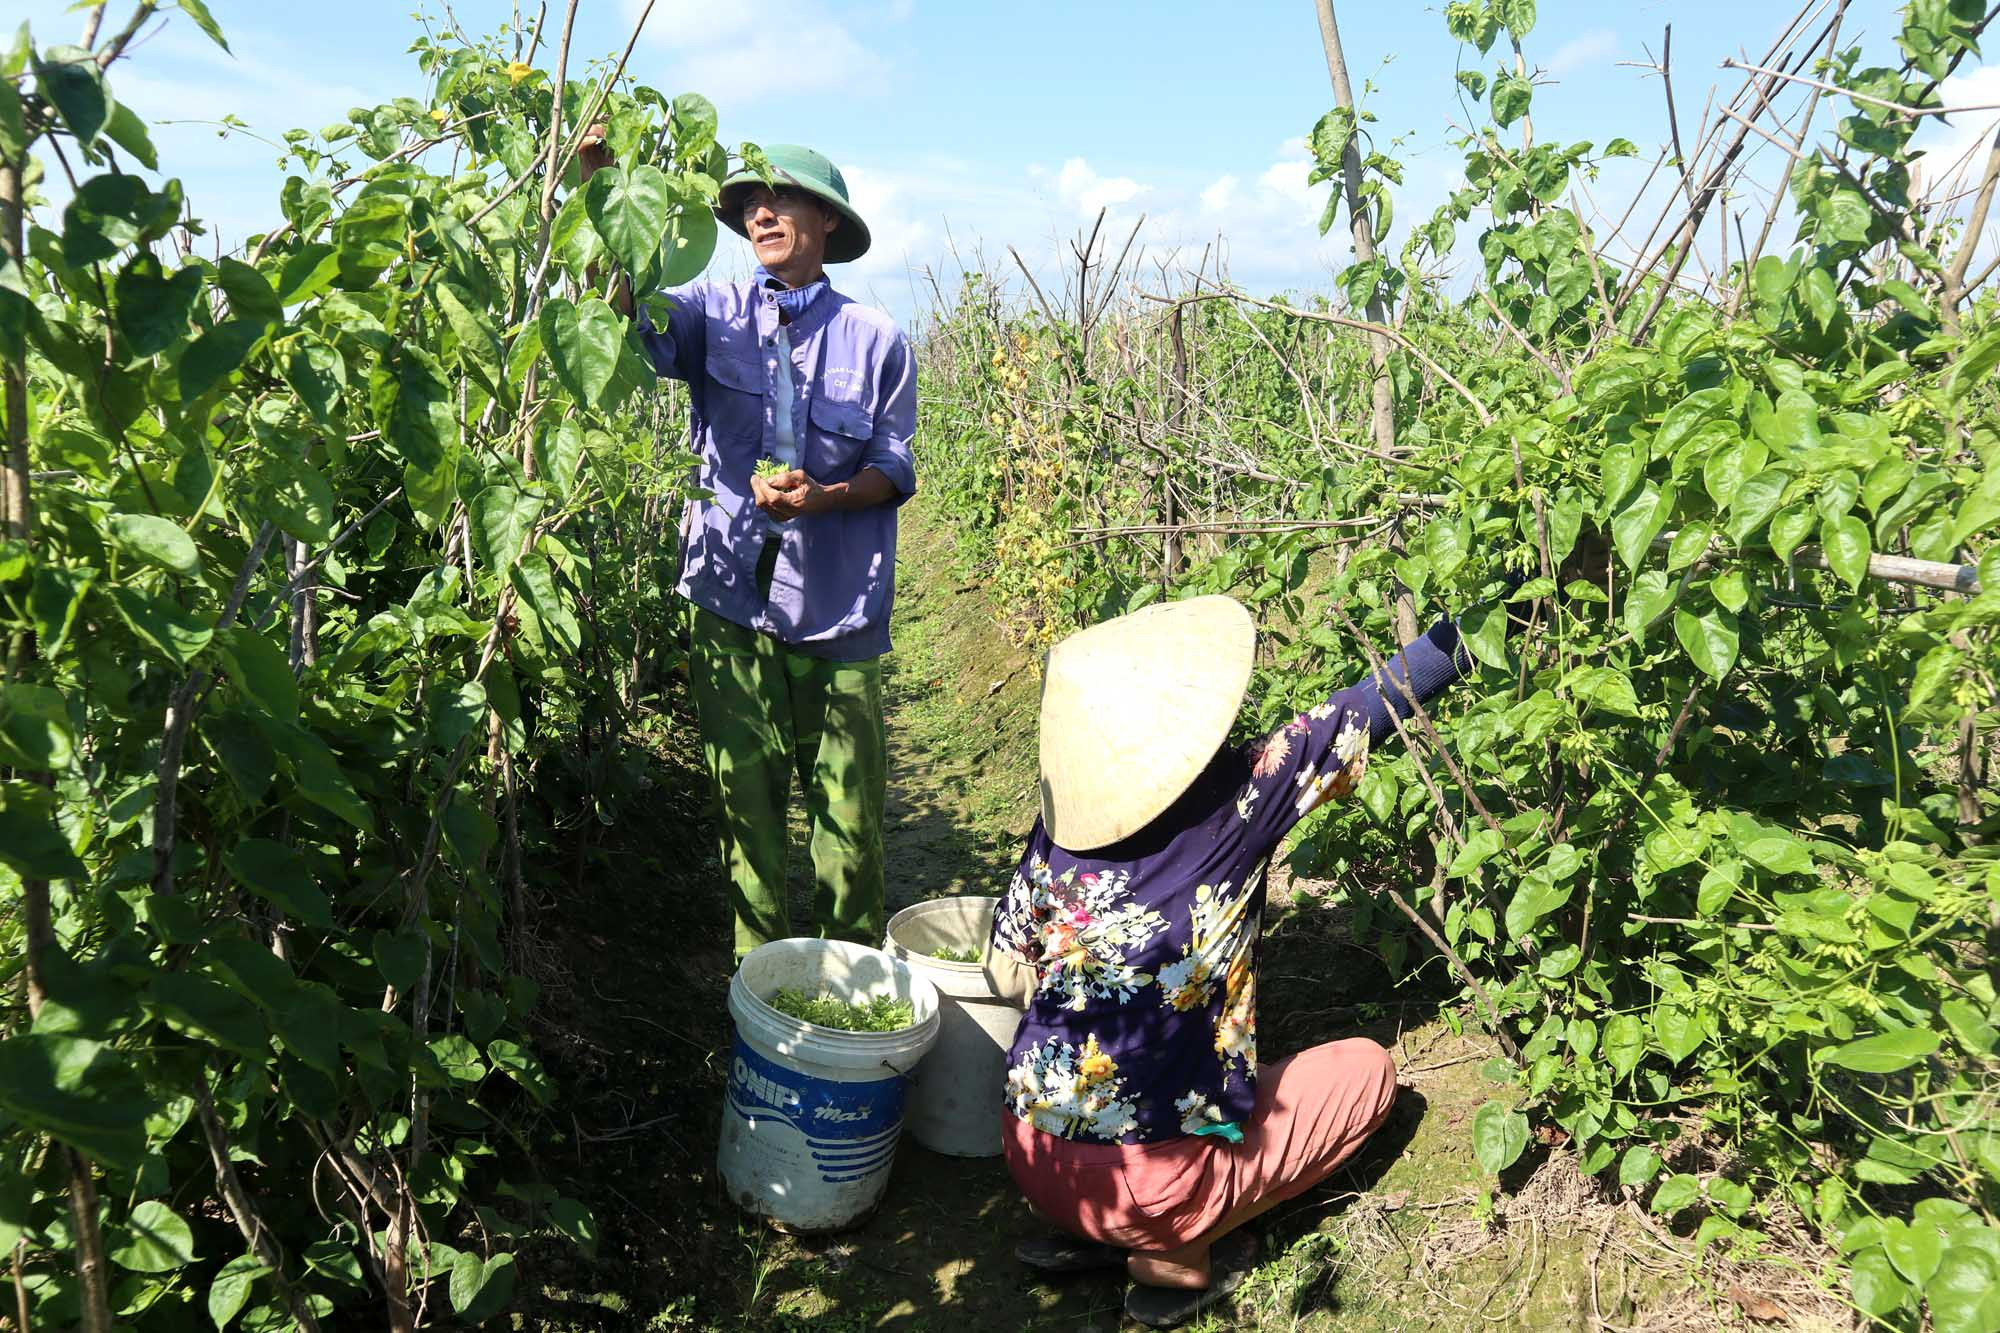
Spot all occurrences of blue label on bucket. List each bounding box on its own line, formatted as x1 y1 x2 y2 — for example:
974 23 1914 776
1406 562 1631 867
726 1034 908 1183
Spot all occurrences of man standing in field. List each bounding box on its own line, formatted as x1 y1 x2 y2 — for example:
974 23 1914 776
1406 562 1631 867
581 131 917 961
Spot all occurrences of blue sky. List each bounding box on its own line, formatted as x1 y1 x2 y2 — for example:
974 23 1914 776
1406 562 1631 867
17 0 2000 322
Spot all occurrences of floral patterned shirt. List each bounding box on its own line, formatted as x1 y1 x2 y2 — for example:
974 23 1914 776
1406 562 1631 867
991 619 1471 1145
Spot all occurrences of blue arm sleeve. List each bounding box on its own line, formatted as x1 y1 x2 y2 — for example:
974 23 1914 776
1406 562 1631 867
1232 616 1474 848
1351 617 1475 746
634 283 708 383
860 334 919 503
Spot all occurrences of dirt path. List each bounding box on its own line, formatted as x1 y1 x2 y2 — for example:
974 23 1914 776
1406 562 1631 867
728 503 1543 1332
738 501 1132 1330
517 498 1786 1333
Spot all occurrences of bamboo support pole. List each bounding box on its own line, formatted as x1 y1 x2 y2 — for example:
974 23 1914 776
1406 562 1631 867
1651 530 1982 595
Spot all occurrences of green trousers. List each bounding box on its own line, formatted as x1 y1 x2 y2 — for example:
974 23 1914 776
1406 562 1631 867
685 605 887 960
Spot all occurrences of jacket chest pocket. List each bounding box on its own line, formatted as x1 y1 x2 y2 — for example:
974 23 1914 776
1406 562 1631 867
700 344 766 454
807 393 874 476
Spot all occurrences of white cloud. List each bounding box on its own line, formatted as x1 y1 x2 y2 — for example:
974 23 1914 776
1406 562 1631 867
631 0 892 115
1256 154 1315 209
1547 29 1620 77
839 162 935 291
1200 175 1238 214
1053 158 1149 217
631 0 758 49
1913 63 2000 283
1914 64 2000 191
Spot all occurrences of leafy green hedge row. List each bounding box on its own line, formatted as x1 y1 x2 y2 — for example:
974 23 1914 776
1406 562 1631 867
2 8 720 1328
921 3 2000 1328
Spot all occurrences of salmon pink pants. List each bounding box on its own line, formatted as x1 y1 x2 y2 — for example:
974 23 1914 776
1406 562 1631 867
1002 1038 1398 1253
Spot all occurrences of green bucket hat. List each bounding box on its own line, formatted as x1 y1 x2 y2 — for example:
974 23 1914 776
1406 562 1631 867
715 144 872 265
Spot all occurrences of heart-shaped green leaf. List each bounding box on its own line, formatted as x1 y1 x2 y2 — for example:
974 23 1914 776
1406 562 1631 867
114 257 204 356
1612 482 1673 571
147 972 269 1056
0 685 75 770
33 46 109 148
207 1252 268 1330
1504 874 1570 939
282 338 347 424
541 296 622 408
251 453 336 544
1448 828 1505 878
1674 604 1738 679
435 283 506 400
1881 1218 1943 1286
1849 1247 1910 1319
1768 504 1815 563
1927 1246 2000 1333
0 780 86 879
1725 468 1790 543
1820 514 1870 589
217 258 282 326
586 165 676 285
107 512 200 576
1822 1029 1939 1074
1491 73 1533 127
225 838 332 929
449 1250 517 1322
1604 1013 1646 1079
110 1200 198 1273
370 345 457 475
470 484 545 577
1561 665 1640 716
109 585 213 668
1741 834 1814 877
663 200 719 285
1650 1173 1700 1215
1653 1004 1702 1063
1622 569 1676 640
1599 443 1643 512
1471 1100 1529 1173
427 681 489 754
1702 439 1765 508
1618 1145 1661 1188
1666 522 1711 572
1696 862 1740 914
1460 602 1510 670
179 319 266 400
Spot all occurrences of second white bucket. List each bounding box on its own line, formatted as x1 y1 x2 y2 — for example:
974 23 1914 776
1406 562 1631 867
884 896 1024 1157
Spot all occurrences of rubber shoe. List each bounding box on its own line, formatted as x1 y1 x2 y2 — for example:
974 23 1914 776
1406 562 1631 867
1014 1232 1126 1274
1123 1230 1259 1329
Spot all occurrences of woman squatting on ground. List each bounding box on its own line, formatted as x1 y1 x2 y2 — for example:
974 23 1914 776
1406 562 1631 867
983 593 1509 1328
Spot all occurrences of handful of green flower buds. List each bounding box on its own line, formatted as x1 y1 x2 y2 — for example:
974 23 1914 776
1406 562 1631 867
753 458 790 481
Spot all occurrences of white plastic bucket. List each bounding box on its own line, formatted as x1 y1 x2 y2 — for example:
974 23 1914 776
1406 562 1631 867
719 938 941 1233
884 897 1024 1158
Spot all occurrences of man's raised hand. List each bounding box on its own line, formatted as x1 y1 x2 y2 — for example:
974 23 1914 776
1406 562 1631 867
579 122 613 182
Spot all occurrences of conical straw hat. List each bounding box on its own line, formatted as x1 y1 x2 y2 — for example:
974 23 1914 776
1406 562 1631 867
1039 595 1256 851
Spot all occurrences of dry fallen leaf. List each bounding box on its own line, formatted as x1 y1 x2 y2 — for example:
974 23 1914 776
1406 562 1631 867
1727 1282 1785 1323
1531 1123 1571 1147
